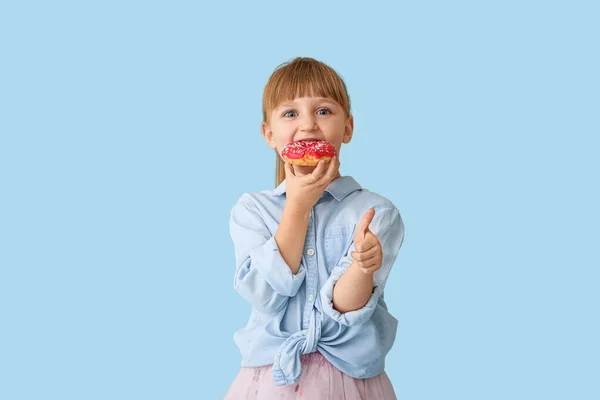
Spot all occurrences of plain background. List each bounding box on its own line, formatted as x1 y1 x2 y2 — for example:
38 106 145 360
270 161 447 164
1 1 598 399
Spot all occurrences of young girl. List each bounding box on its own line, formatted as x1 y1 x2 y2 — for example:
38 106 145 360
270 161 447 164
224 57 405 399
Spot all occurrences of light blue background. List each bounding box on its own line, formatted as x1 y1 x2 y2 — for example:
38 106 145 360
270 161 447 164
1 1 598 399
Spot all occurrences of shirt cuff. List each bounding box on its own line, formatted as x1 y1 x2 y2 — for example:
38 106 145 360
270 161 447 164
249 235 306 297
319 262 382 326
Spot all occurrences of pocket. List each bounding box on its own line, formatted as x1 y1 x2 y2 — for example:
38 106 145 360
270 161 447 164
323 223 356 272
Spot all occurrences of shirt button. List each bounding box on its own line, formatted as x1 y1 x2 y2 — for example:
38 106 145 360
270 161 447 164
307 293 314 302
274 354 279 362
307 248 315 256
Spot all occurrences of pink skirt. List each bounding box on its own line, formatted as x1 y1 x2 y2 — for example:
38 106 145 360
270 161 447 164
224 351 397 399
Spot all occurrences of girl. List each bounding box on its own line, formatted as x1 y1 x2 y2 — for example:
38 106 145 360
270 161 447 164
224 57 405 399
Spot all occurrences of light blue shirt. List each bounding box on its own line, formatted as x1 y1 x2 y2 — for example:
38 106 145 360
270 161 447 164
229 175 405 386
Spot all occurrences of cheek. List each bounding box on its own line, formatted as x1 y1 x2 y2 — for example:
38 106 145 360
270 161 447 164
273 137 291 154
275 132 294 146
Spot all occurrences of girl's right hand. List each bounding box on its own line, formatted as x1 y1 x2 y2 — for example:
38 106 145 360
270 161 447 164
284 155 340 214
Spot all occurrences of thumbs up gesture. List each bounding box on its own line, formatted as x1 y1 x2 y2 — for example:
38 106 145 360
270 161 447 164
351 208 383 274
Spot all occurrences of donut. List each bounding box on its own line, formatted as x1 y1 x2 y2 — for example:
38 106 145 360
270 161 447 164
281 139 336 166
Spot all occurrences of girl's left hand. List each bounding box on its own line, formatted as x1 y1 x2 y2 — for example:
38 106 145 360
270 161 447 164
350 208 383 274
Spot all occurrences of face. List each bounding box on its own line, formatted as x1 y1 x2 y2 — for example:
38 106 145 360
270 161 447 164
261 96 354 177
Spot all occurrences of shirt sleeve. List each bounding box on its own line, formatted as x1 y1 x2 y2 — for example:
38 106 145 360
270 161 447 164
230 196 307 314
320 206 405 326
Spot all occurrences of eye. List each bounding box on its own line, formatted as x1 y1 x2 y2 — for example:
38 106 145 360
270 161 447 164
282 108 332 118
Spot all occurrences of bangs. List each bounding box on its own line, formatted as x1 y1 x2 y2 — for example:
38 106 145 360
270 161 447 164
262 58 351 122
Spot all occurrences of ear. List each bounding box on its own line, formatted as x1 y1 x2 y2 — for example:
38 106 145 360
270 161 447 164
261 121 277 149
342 114 354 144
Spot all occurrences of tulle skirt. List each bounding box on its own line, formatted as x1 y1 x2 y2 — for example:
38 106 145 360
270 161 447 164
224 351 396 399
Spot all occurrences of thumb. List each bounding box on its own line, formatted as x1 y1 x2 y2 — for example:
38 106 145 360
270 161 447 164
356 208 375 240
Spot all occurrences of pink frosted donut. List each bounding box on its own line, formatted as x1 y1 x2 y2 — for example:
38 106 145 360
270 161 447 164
281 139 336 166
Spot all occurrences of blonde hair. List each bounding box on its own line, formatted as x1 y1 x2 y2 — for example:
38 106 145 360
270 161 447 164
262 57 352 188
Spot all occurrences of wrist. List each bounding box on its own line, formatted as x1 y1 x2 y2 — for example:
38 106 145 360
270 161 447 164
349 259 374 276
285 202 311 218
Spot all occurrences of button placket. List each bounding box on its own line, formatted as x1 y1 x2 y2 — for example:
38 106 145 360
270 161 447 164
303 208 317 330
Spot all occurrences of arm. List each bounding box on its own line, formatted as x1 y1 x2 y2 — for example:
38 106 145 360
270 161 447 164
332 260 374 313
230 196 307 314
274 204 311 275
320 206 405 326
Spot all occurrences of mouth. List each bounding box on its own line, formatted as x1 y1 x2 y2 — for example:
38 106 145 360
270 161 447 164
296 137 321 142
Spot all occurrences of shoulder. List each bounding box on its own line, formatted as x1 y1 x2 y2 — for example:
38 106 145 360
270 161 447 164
345 186 400 213
231 189 282 215
337 186 404 235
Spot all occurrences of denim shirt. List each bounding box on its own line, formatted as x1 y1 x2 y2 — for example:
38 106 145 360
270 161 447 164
229 175 405 386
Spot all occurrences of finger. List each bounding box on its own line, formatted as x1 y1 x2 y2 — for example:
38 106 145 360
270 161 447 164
357 256 381 271
361 266 379 274
309 159 327 182
351 245 379 261
355 256 378 271
355 208 375 240
355 238 376 253
284 161 295 177
355 230 379 252
317 158 329 175
312 155 337 182
322 155 339 181
361 259 382 273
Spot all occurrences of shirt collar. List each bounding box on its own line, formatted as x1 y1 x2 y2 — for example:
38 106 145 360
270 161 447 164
272 175 362 202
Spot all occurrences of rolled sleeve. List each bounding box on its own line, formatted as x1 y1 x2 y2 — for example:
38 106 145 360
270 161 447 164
230 197 306 314
247 235 306 296
320 206 405 326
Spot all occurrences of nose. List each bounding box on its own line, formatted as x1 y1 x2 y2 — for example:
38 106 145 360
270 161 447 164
298 112 318 132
